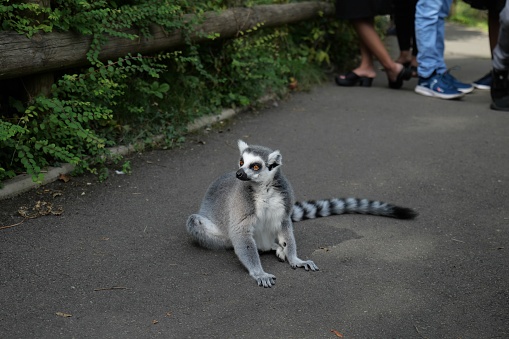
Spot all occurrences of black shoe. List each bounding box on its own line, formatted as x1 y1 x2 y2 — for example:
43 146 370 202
335 71 374 87
388 65 412 89
490 69 509 111
400 62 418 77
473 71 492 90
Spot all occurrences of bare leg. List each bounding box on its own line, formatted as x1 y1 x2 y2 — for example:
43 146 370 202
351 40 377 78
395 50 413 65
351 18 405 82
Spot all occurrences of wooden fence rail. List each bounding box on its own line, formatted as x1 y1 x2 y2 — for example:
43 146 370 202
0 2 335 81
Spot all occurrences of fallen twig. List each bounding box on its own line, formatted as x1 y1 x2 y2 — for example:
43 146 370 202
146 161 167 168
0 218 26 230
93 286 128 291
414 325 428 338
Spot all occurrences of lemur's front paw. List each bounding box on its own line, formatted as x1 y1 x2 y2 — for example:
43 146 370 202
251 272 276 288
289 258 319 271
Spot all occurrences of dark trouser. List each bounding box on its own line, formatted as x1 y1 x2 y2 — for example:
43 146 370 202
393 0 418 55
493 0 509 70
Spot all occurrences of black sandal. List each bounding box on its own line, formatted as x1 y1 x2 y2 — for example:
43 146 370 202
335 71 374 87
411 65 418 78
388 66 412 89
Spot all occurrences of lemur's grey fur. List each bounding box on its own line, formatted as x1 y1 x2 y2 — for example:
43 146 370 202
186 140 417 287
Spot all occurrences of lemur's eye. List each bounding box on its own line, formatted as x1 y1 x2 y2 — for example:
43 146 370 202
239 158 244 166
251 163 261 171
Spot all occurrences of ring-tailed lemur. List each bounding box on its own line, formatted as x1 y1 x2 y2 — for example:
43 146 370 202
186 140 417 287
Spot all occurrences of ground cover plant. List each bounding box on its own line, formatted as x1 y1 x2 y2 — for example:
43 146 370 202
0 0 360 184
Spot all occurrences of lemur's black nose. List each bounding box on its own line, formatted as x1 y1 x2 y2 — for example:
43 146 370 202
236 168 249 181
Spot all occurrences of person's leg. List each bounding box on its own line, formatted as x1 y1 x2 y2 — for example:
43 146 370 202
435 0 473 93
410 0 418 65
415 0 464 99
473 0 504 89
473 9 498 89
434 0 453 74
491 1 509 110
394 0 413 64
335 20 377 86
351 18 405 82
493 3 509 71
336 20 377 86
354 40 377 78
415 0 442 78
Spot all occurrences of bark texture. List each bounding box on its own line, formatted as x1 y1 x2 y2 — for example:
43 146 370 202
0 2 335 80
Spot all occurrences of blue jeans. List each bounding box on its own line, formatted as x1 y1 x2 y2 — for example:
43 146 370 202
415 0 453 78
493 1 509 71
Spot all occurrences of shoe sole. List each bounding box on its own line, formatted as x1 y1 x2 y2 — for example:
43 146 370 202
473 83 490 90
457 86 475 94
415 85 465 99
490 103 509 111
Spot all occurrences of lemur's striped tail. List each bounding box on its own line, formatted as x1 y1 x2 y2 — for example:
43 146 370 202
291 197 417 222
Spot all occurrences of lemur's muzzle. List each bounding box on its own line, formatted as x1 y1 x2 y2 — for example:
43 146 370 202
236 168 249 181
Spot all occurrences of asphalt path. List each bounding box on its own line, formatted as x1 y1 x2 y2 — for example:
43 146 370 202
1 24 508 338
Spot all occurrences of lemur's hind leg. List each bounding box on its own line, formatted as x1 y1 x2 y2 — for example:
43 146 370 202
186 214 231 249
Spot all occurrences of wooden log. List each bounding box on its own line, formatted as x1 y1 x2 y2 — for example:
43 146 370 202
0 2 335 80
17 0 54 99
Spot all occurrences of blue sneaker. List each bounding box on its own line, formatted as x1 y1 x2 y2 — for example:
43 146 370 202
415 72 465 99
473 72 492 90
442 71 474 93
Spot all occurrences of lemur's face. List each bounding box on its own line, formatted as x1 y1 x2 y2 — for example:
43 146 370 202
236 140 281 183
236 153 265 182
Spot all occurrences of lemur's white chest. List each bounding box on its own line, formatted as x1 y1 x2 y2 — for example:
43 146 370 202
252 186 286 251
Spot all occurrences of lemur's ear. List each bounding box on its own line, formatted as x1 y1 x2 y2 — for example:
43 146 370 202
267 150 282 171
238 140 249 154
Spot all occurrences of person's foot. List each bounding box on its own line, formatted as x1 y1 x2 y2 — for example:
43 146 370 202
473 72 492 90
491 69 509 111
409 57 418 77
442 71 474 94
335 67 376 87
350 67 377 79
386 63 404 83
395 51 412 66
415 72 465 100
335 71 374 87
387 63 412 89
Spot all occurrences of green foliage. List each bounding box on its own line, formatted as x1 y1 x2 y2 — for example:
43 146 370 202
0 2 53 36
121 160 132 175
213 24 290 106
1 0 187 64
0 0 358 184
0 53 176 183
448 1 488 31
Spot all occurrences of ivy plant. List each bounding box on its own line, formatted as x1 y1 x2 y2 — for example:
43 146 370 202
0 0 359 185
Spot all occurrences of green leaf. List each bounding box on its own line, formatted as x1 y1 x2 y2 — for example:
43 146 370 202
159 83 170 92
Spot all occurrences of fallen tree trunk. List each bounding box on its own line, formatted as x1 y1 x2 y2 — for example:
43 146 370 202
0 1 335 80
